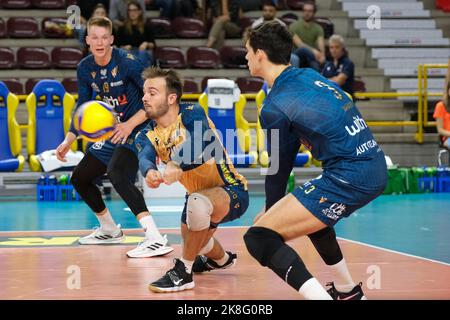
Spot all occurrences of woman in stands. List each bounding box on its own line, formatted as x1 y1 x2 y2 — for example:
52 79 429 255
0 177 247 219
115 0 155 68
434 80 450 149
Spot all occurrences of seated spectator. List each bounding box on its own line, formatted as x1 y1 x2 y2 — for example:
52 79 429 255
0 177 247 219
251 1 285 29
172 0 199 18
250 1 301 67
321 34 355 96
289 1 325 71
206 0 243 49
434 80 450 149
148 0 175 19
110 0 146 27
116 0 155 67
76 3 110 52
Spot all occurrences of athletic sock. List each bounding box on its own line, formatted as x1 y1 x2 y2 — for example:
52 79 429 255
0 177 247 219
213 252 229 266
329 258 356 293
180 258 194 274
299 278 333 300
139 215 163 241
97 209 118 234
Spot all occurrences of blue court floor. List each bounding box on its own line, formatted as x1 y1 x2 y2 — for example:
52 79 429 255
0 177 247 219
0 193 449 264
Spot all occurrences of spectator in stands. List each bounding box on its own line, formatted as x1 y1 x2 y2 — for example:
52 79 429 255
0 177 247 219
445 58 450 100
251 1 285 29
77 3 110 52
148 0 175 19
321 34 355 96
116 0 155 67
77 0 110 25
250 1 300 67
206 0 243 49
172 0 199 18
289 1 325 71
109 0 146 27
434 80 450 149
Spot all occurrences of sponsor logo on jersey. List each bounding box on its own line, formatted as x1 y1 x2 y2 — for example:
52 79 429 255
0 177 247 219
111 66 118 78
92 140 105 150
319 197 327 204
103 82 110 93
91 71 96 79
110 80 123 87
322 203 346 221
103 94 128 108
126 53 135 60
356 139 378 156
345 115 368 136
91 83 100 92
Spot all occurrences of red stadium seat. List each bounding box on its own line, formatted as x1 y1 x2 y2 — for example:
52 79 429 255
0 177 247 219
61 77 78 94
31 0 65 9
187 47 220 69
148 18 174 38
0 79 24 95
0 18 6 38
0 47 15 69
236 77 265 93
276 0 288 10
1 0 32 9
183 78 198 94
201 76 231 92
315 17 334 39
353 77 367 93
287 0 305 10
52 47 83 69
220 46 247 69
7 17 40 38
65 0 77 6
17 47 50 69
281 13 298 26
238 17 257 30
25 78 49 93
172 17 206 38
42 17 73 38
155 46 186 68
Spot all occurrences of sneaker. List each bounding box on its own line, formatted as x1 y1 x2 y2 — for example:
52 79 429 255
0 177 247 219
148 259 195 293
192 251 237 273
326 282 366 300
78 224 125 245
126 235 174 258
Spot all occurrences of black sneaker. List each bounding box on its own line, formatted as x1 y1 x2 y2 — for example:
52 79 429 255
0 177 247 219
148 259 195 293
326 282 366 300
192 251 237 273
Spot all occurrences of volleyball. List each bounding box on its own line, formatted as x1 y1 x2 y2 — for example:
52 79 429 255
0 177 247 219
73 100 116 142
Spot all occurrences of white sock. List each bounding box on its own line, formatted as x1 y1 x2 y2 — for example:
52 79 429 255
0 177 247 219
181 258 194 274
139 215 163 241
298 278 332 300
329 258 356 293
213 252 229 266
97 209 118 234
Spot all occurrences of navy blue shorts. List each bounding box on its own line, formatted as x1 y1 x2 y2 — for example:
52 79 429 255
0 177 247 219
181 184 249 228
88 138 137 166
291 173 385 227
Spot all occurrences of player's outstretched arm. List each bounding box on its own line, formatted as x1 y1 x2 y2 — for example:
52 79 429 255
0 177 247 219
111 109 147 144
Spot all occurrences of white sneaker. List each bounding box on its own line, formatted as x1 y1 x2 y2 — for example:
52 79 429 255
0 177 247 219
126 234 174 258
78 224 125 245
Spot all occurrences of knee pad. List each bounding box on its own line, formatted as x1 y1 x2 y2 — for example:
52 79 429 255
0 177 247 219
243 226 285 267
186 193 213 231
198 237 214 255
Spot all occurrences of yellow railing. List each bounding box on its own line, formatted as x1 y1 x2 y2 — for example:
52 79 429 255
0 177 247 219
11 65 448 143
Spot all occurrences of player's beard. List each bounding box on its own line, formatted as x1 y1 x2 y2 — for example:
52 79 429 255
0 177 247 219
145 101 170 120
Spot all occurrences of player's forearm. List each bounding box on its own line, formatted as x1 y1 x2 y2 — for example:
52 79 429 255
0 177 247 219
63 131 77 145
126 109 148 129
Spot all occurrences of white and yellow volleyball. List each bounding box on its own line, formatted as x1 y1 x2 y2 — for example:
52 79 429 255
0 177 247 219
73 100 116 142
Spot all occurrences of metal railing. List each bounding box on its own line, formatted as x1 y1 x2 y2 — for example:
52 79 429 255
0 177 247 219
10 64 448 144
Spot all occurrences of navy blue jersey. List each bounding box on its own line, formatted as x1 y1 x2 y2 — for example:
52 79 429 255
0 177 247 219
70 47 148 136
261 66 387 209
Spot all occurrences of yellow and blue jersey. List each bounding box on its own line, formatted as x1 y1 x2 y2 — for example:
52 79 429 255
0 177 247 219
70 47 148 137
261 66 387 209
136 103 248 194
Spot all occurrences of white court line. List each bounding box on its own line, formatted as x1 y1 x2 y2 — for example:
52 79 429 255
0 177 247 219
1 225 449 267
337 237 450 267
